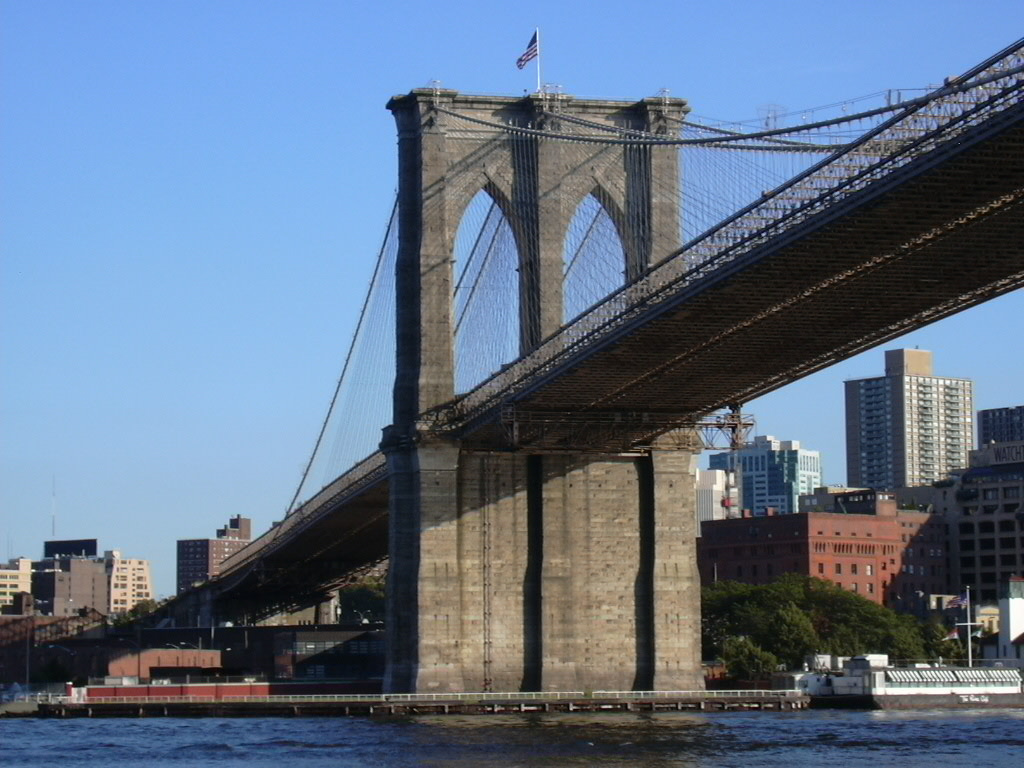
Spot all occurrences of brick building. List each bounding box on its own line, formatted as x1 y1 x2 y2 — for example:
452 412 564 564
698 489 947 613
177 515 252 593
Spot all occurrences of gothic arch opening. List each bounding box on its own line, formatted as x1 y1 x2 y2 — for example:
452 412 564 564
453 187 521 394
563 192 628 323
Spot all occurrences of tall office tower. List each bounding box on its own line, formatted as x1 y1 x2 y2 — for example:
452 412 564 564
978 405 1024 446
845 349 973 489
708 435 822 516
176 515 252 593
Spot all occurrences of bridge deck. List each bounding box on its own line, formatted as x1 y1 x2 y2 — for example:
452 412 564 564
458 109 1024 450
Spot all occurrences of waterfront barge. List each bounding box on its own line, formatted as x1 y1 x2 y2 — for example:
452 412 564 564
781 654 1024 709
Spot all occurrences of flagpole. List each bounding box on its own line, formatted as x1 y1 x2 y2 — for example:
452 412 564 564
966 586 973 667
535 27 542 93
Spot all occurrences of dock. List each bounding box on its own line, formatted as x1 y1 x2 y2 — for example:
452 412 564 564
25 690 809 718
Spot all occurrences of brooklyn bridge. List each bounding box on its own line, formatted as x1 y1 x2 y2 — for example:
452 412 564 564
173 39 1023 694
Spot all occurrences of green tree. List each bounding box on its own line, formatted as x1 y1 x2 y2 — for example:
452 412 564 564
702 574 929 665
756 601 819 668
338 575 386 623
720 636 778 682
921 621 966 663
111 598 160 627
701 579 756 659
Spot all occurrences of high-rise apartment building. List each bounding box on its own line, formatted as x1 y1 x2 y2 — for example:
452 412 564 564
177 515 252 593
708 435 821 516
978 405 1024 446
845 349 973 489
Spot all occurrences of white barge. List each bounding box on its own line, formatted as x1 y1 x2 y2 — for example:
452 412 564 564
780 654 1024 709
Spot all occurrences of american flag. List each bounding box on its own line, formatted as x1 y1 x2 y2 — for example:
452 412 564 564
946 593 968 609
516 32 538 70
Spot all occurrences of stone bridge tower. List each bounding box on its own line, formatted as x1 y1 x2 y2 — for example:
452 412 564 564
382 89 703 693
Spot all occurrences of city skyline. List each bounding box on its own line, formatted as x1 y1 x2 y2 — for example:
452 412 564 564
3 3 1022 597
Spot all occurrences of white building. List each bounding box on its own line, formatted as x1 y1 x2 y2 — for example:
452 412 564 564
0 558 32 611
984 577 1024 668
696 468 730 522
104 550 154 614
845 349 973 489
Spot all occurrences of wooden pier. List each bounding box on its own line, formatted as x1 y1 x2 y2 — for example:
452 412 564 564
29 690 809 718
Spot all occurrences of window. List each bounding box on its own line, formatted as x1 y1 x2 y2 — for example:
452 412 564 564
818 562 824 574
835 563 842 575
866 564 873 576
851 564 858 575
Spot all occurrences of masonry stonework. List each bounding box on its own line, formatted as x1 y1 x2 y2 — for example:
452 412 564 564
384 89 701 693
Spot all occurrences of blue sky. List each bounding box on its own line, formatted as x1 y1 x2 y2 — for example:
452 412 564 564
3 1 1022 597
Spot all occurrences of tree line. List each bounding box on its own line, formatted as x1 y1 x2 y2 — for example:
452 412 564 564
703 574 966 681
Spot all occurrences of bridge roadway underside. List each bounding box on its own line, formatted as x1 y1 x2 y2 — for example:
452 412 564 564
460 115 1024 450
213 478 389 621
216 111 1023 640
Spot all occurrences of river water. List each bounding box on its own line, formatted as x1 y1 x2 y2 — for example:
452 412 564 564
3 709 1024 767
